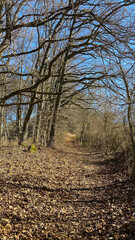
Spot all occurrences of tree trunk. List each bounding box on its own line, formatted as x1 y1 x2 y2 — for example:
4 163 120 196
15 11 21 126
34 102 42 143
19 92 36 145
33 83 45 143
120 65 135 180
128 104 135 180
0 107 4 142
46 92 61 148
16 95 22 140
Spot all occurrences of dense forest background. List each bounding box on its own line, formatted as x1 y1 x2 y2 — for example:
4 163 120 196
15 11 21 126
0 0 135 179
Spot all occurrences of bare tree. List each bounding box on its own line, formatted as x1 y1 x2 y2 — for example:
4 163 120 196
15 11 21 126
0 0 134 149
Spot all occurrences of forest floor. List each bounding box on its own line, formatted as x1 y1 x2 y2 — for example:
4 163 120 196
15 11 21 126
0 134 135 239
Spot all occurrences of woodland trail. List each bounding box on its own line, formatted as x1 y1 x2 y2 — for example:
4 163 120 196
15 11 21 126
0 137 134 239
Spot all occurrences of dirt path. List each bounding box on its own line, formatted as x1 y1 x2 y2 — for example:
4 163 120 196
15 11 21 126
0 140 134 239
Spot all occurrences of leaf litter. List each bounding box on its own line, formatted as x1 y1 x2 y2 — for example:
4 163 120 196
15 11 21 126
0 142 134 239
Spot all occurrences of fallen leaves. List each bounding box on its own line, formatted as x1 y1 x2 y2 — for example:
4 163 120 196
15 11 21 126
0 144 134 239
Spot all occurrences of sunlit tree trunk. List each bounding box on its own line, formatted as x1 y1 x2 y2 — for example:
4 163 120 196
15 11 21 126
47 54 68 147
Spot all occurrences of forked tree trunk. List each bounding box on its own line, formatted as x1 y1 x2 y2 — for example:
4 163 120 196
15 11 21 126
46 46 70 148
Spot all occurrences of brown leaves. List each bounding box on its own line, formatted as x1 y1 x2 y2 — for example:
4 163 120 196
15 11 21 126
0 144 134 239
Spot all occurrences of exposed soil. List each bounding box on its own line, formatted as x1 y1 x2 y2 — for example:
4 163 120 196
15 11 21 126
0 138 134 239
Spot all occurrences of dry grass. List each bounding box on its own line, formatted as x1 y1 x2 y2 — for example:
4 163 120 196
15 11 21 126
64 132 77 143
